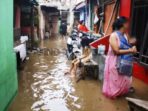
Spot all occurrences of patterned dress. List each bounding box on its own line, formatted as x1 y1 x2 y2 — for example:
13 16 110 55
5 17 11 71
102 32 132 99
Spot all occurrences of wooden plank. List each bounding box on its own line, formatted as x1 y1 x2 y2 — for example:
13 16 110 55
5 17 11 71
126 97 148 110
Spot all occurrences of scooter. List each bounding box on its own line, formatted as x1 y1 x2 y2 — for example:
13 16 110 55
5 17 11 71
66 30 81 60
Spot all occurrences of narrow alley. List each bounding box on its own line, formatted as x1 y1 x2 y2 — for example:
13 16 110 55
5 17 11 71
8 37 148 111
1 0 148 111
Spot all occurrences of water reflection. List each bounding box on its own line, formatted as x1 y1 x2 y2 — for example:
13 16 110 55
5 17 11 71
8 38 146 111
31 53 81 111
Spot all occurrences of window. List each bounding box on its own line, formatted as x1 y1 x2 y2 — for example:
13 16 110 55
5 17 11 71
131 0 148 67
140 23 148 67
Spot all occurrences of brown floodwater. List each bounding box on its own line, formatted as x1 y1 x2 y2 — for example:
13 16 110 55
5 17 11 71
8 37 148 111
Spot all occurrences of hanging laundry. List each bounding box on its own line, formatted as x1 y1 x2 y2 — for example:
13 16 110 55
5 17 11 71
94 14 99 24
20 36 28 43
14 44 26 61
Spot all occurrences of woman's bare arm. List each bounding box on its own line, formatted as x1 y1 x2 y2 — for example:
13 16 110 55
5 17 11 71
109 33 136 55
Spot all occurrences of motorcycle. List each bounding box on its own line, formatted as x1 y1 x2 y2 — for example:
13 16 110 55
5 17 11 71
66 29 81 60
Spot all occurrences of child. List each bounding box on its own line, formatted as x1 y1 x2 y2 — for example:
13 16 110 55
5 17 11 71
65 47 91 77
67 36 73 53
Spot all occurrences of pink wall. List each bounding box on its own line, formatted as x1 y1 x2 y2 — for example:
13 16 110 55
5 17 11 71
15 6 21 28
21 27 31 36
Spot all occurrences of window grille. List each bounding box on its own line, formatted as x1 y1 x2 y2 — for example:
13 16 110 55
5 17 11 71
131 0 148 67
140 23 148 67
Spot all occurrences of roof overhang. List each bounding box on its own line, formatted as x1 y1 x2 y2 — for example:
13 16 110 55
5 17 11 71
37 0 69 10
73 1 86 11
41 5 59 13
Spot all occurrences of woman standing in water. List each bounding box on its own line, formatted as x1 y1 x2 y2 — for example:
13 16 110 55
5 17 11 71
103 17 137 98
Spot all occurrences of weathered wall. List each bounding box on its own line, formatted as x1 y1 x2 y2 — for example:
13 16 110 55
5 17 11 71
52 16 59 34
0 0 18 111
104 2 117 35
38 6 45 39
15 6 21 28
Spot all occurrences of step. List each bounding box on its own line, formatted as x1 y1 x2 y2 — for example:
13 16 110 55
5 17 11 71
126 97 148 111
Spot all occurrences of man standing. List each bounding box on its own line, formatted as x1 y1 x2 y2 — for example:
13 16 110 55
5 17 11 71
78 20 89 33
60 22 67 38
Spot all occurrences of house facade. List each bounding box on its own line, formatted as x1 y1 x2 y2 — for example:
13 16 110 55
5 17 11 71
90 0 148 84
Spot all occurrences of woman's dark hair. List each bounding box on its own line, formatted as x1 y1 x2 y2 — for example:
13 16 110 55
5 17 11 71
112 16 128 31
79 20 84 24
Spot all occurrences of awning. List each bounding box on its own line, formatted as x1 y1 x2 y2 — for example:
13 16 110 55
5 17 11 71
41 6 59 13
73 2 86 11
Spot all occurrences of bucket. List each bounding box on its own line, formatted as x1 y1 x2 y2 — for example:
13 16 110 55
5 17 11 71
98 44 105 55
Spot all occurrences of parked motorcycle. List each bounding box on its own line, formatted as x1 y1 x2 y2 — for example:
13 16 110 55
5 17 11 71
66 29 81 60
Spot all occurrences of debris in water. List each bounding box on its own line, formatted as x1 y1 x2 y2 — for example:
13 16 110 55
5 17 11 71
26 57 29 60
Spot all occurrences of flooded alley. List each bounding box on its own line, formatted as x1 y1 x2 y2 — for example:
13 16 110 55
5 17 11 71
8 37 148 111
1 0 148 111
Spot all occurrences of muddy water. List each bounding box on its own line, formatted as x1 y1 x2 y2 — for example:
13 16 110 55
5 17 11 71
9 38 148 111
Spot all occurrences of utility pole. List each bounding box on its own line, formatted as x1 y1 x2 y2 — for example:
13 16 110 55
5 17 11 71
30 4 34 50
69 0 75 32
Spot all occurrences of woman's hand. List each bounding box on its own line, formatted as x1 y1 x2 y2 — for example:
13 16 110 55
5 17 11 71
132 46 137 53
110 33 137 55
129 38 137 45
129 46 137 54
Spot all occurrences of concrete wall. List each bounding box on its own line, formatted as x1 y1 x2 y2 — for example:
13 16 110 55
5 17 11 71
0 0 18 111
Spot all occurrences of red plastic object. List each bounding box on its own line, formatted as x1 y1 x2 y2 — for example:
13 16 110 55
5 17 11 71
133 62 148 84
90 35 110 54
119 0 132 19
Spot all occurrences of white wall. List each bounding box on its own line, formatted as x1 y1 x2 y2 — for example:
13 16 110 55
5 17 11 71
38 6 45 39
